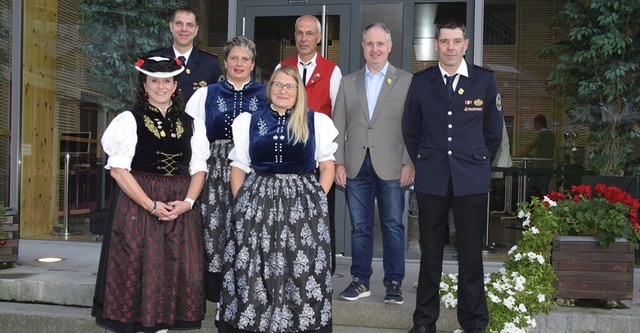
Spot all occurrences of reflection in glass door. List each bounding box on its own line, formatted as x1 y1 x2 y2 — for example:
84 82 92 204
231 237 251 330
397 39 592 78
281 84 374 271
241 4 351 83
252 15 342 83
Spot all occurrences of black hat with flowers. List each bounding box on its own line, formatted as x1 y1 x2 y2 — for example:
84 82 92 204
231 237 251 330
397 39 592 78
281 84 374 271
135 56 184 78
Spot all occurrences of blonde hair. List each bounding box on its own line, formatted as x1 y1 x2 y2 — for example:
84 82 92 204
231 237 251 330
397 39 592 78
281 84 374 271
267 65 309 145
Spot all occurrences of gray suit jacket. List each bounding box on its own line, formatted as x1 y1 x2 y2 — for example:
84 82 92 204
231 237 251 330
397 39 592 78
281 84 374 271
333 64 413 180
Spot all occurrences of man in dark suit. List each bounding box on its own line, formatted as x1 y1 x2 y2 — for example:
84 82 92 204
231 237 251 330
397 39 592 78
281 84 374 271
148 6 222 102
334 23 414 305
402 18 503 333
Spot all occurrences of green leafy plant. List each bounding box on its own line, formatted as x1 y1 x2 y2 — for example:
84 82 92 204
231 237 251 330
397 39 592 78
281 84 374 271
542 0 640 176
439 198 557 333
439 183 639 332
546 184 640 248
79 0 183 112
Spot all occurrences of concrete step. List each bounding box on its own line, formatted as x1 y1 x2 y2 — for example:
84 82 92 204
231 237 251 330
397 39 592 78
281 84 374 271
1 240 640 332
0 301 412 333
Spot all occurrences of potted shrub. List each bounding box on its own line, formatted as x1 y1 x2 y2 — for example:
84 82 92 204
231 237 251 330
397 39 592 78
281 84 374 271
543 184 639 303
438 183 639 331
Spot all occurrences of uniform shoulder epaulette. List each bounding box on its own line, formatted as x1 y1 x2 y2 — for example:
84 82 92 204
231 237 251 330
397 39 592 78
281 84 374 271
471 64 494 73
198 48 219 58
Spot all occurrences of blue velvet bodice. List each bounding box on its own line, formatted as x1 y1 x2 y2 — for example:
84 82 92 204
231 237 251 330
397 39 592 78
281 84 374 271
248 108 317 174
204 80 267 142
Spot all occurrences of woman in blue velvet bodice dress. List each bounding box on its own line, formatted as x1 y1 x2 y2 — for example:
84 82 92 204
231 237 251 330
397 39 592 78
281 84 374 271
218 65 337 333
186 36 268 304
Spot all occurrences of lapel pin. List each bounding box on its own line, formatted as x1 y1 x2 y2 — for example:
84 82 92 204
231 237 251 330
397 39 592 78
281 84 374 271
387 78 392 85
458 88 464 95
186 69 191 75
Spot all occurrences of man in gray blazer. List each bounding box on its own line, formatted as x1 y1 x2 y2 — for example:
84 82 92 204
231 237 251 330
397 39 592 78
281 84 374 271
333 23 414 304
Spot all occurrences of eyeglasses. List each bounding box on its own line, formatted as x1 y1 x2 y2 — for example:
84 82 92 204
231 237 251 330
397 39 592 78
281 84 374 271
272 81 297 93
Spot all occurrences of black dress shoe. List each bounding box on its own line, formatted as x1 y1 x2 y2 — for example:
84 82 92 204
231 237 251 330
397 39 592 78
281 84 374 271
408 324 436 333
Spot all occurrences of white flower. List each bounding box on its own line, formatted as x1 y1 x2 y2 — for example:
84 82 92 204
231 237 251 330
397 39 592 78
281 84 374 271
537 294 546 302
543 196 557 207
440 281 449 292
503 296 516 309
488 292 501 303
518 303 527 313
508 245 518 255
514 253 522 261
529 226 539 234
441 292 458 308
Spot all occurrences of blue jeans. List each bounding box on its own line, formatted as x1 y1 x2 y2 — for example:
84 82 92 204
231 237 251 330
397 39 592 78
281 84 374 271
345 154 406 287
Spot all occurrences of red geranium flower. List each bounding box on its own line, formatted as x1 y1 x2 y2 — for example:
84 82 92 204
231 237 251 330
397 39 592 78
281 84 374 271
135 58 144 68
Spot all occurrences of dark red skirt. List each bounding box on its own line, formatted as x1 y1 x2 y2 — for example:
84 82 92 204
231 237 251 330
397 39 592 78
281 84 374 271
92 171 205 333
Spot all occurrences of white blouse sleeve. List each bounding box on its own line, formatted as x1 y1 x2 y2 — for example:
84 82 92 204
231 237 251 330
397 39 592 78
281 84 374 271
314 112 338 163
102 111 137 170
185 87 208 122
228 112 252 173
189 116 211 175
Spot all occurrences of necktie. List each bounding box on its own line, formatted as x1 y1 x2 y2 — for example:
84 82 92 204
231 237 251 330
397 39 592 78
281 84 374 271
444 74 458 98
178 55 187 66
300 62 310 85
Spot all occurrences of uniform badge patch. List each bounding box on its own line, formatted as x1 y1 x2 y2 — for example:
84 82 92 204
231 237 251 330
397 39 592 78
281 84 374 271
474 99 483 106
496 93 502 111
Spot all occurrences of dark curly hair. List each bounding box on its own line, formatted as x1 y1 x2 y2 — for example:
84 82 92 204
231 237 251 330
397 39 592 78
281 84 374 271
133 56 185 115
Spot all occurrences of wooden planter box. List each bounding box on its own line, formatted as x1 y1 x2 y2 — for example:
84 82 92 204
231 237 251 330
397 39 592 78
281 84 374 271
0 216 19 264
552 236 634 302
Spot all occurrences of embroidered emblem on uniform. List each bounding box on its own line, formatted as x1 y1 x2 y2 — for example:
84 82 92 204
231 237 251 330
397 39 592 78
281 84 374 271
257 118 268 136
465 100 472 105
496 93 503 111
199 80 207 87
457 88 464 95
217 96 227 112
474 99 483 106
249 96 259 112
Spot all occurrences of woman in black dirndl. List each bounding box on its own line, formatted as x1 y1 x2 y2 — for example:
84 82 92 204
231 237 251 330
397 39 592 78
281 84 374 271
218 65 337 333
92 56 210 333
186 36 267 304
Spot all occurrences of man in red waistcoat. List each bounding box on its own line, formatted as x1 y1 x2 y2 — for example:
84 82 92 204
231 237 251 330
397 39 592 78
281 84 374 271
276 15 342 118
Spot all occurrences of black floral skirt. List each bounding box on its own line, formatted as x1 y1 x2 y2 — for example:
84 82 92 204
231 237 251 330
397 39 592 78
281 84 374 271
219 172 333 333
92 170 205 333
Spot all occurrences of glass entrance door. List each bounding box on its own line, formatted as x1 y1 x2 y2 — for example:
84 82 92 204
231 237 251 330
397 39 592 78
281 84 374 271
239 4 351 83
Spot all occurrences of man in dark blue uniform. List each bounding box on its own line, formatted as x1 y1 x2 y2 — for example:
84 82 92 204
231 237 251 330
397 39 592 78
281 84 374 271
148 6 222 102
402 18 503 333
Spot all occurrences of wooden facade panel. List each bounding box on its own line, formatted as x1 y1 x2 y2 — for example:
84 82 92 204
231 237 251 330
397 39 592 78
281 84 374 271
21 0 59 236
